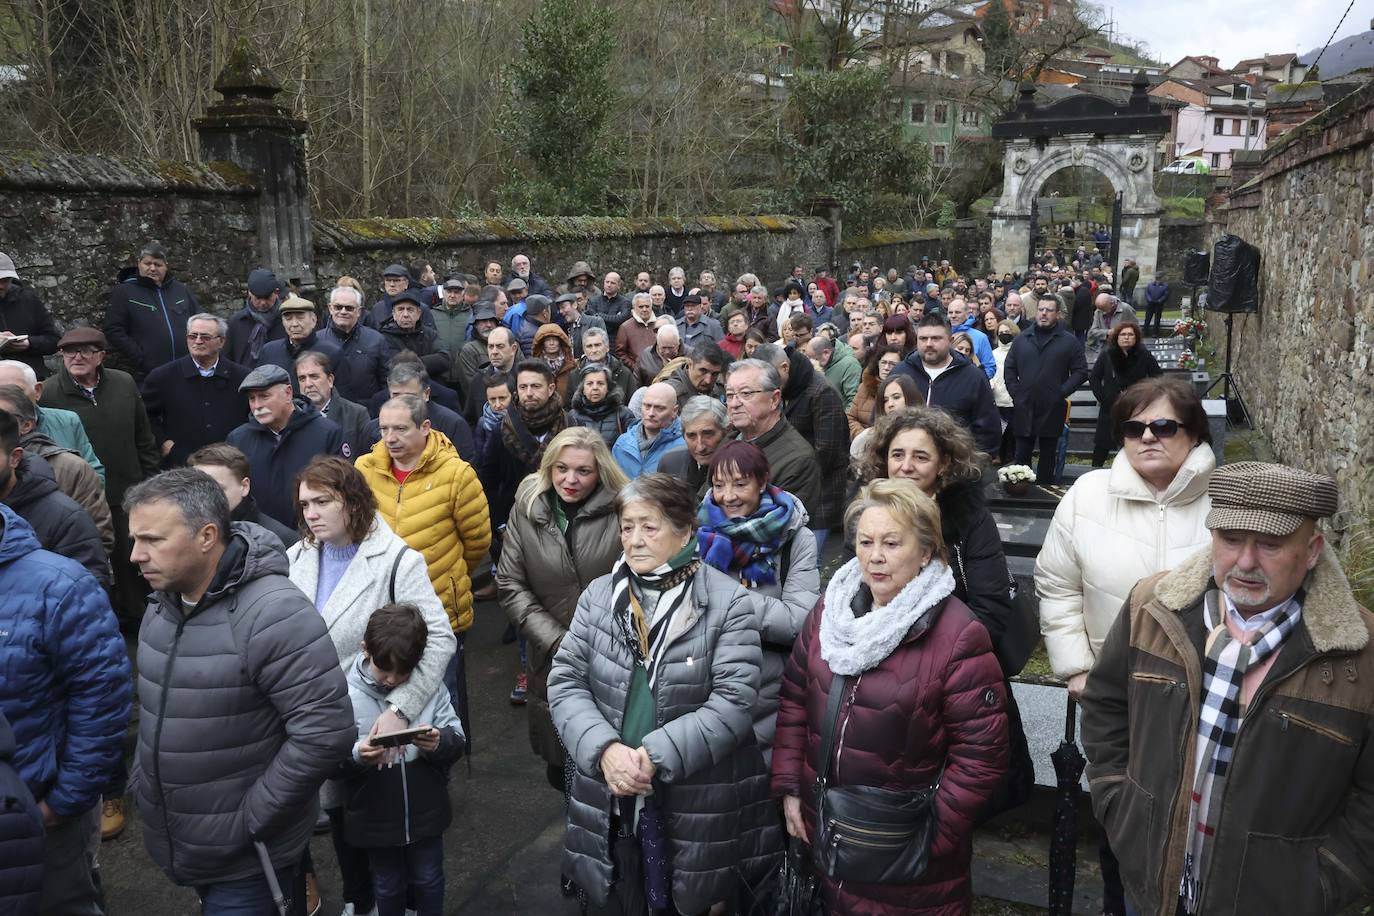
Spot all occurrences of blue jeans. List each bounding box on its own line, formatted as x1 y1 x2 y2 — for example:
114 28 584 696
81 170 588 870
370 836 444 916
199 861 304 916
809 527 829 555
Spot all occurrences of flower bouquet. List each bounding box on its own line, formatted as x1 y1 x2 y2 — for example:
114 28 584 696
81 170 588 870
1177 350 1201 370
1173 316 1208 341
998 464 1035 496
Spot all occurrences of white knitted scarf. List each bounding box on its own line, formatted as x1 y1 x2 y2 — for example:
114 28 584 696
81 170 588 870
819 556 956 676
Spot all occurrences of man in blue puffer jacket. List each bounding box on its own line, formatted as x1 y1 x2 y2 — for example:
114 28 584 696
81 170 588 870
0 710 44 916
0 504 132 915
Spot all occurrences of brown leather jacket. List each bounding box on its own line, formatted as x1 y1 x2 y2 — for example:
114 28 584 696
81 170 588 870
1081 545 1374 916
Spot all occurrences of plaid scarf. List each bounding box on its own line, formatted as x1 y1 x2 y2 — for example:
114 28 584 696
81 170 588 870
696 485 796 587
1181 587 1303 912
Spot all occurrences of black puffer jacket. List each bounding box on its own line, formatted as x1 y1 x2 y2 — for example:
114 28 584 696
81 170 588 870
569 389 635 448
320 322 391 404
134 524 354 886
226 400 346 526
3 454 108 589
0 711 42 914
939 478 1021 676
0 281 60 379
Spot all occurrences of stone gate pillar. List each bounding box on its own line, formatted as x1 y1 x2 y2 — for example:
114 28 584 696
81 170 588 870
193 38 313 288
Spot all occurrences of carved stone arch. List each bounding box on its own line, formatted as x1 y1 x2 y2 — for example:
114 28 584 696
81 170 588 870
986 76 1170 285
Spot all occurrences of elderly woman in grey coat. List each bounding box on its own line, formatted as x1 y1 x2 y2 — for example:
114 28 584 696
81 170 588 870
549 473 779 915
286 456 454 916
696 439 819 759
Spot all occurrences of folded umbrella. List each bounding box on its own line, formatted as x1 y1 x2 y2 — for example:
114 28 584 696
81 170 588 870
1048 694 1086 916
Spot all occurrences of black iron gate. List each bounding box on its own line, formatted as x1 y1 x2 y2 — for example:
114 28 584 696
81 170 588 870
1027 198 1039 272
1108 190 1123 280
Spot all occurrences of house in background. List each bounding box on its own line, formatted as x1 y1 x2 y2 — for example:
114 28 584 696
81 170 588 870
1150 74 1268 170
877 21 996 167
1232 52 1308 84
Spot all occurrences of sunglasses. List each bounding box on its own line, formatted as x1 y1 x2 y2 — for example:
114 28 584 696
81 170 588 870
1121 419 1180 439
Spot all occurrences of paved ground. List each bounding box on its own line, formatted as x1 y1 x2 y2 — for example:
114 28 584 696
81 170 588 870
96 545 1101 915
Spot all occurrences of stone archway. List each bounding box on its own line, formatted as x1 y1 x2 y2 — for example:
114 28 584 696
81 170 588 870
988 75 1169 280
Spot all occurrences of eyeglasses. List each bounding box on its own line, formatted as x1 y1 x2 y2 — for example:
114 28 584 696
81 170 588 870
330 303 359 312
186 332 222 341
60 347 102 357
1121 419 1180 439
724 388 773 403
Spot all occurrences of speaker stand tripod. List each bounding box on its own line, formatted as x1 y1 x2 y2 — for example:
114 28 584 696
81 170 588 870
1203 311 1253 429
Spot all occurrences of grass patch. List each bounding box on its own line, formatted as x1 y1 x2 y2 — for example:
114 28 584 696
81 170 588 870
1020 643 1054 679
1163 196 1205 218
1341 525 1374 612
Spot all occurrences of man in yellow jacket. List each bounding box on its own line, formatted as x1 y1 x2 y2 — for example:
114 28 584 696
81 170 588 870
357 393 491 742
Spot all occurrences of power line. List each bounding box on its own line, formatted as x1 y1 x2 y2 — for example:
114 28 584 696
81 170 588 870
1274 0 1355 108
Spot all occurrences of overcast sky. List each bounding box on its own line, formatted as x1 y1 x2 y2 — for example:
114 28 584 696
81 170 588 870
1105 0 1368 69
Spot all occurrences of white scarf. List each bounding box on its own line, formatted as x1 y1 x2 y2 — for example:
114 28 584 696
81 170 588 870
820 557 956 675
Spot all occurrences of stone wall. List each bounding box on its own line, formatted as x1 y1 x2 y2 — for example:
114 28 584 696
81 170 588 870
838 227 978 277
0 153 259 323
312 215 832 294
1154 217 1206 308
1205 79 1374 522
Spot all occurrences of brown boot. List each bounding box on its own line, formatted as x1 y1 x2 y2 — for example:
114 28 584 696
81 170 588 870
100 798 125 841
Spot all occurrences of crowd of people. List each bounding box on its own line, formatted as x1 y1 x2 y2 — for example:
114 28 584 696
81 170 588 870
0 240 1370 916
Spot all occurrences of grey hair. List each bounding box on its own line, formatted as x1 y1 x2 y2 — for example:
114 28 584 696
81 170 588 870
329 285 364 308
752 343 787 367
655 324 680 344
187 313 229 337
582 326 609 346
750 284 768 298
0 360 37 388
632 291 652 307
736 273 758 289
725 357 782 392
125 468 232 541
387 361 431 389
381 393 428 427
810 334 836 355
0 384 35 423
579 363 612 386
680 395 727 429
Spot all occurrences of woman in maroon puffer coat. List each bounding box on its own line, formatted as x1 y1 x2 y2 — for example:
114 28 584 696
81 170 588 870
772 478 1008 916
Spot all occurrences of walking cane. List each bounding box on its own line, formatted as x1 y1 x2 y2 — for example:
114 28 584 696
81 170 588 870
254 841 290 916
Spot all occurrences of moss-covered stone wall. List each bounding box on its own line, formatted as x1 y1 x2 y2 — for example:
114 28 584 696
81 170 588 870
0 152 258 324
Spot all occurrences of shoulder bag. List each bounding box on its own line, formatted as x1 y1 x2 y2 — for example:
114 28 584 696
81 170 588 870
811 673 941 884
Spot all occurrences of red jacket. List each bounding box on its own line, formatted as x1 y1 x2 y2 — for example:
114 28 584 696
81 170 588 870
771 594 1008 916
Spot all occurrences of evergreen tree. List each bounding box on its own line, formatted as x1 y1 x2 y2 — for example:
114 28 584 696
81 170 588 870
497 0 619 214
981 0 1016 78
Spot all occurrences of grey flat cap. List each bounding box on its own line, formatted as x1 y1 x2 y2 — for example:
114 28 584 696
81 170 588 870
239 363 292 392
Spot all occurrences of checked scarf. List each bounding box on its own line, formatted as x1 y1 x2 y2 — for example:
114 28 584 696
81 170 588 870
696 485 796 587
1180 587 1303 912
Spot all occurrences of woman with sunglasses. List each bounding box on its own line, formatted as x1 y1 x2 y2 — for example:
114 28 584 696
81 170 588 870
1033 375 1213 916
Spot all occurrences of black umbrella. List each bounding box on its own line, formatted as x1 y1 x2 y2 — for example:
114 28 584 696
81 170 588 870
1048 694 1086 916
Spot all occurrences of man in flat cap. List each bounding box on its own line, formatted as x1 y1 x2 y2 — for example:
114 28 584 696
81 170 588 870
1081 461 1374 916
225 268 286 366
226 364 346 527
41 326 160 623
370 262 435 330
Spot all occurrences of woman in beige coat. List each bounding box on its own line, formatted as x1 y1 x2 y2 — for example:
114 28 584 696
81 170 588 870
497 426 628 789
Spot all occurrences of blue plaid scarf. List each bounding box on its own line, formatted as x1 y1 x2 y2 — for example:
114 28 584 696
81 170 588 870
1181 587 1302 912
696 485 796 587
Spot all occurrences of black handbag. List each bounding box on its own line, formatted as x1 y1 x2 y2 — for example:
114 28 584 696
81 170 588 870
811 673 941 885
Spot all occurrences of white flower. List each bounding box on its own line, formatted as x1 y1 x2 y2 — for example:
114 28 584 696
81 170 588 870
998 464 1034 484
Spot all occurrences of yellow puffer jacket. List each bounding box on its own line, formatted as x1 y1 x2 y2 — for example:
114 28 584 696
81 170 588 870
356 430 492 633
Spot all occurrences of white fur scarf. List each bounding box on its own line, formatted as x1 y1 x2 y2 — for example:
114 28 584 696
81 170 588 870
820 556 956 676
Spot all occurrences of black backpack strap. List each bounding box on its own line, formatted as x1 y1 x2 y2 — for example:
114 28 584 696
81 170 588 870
814 673 849 795
388 547 408 604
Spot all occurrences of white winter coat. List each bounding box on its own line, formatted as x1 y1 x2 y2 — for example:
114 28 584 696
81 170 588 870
1035 443 1214 678
287 513 456 808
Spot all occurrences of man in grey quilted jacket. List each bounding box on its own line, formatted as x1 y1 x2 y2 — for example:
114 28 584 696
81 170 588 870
126 469 354 912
